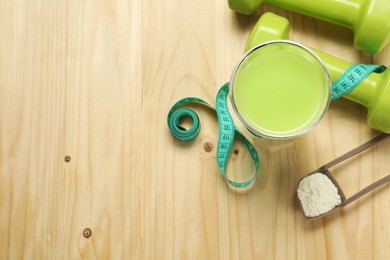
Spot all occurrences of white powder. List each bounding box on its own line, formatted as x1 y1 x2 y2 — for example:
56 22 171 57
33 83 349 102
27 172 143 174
297 172 342 217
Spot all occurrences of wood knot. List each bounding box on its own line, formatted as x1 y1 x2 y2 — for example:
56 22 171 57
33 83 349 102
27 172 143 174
83 228 92 238
203 142 214 153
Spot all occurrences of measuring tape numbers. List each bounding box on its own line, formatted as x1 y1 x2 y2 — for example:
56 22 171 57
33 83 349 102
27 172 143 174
167 82 260 188
332 64 386 100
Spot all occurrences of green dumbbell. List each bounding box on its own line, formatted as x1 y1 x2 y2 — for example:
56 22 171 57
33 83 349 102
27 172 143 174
245 12 390 133
229 0 390 53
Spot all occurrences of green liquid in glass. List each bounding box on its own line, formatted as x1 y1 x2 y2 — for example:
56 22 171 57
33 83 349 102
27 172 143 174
232 43 330 138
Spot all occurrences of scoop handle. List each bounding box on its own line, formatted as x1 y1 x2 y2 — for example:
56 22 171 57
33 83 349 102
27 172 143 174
343 174 390 206
319 133 390 171
318 133 390 207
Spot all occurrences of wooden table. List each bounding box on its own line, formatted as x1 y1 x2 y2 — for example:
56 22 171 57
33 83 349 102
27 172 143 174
1 1 390 259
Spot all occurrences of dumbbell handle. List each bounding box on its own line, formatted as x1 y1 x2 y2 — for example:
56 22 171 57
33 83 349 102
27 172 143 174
245 12 390 132
313 50 380 107
232 0 361 26
230 0 390 53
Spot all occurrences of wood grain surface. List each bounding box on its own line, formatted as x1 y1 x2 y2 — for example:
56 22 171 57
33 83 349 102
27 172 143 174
1 1 390 259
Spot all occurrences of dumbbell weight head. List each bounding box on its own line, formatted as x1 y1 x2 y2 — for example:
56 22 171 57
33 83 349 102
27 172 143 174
229 0 390 53
245 12 390 133
228 0 263 15
354 1 390 54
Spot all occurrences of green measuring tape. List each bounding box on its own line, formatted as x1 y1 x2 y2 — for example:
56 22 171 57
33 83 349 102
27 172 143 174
167 64 386 188
167 83 260 188
332 64 386 100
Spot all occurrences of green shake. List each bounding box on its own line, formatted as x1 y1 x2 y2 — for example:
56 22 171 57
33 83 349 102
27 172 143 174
230 41 331 138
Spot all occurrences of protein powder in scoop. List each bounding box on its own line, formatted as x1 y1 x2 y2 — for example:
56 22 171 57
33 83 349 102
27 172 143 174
297 172 342 217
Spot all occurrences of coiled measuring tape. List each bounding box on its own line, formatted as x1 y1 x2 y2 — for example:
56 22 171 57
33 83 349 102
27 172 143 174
332 64 386 100
167 64 386 188
167 83 259 188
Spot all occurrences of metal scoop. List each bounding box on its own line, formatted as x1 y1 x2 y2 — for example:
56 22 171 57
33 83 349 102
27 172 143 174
297 133 390 220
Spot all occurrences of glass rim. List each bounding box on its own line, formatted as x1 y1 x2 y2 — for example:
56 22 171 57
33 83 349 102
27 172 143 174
229 40 332 139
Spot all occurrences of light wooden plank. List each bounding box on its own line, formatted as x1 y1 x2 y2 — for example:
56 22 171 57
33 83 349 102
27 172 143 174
1 0 390 259
65 0 142 258
0 1 68 258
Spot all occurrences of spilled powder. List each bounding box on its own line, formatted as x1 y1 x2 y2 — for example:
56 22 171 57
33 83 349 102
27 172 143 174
297 172 342 217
